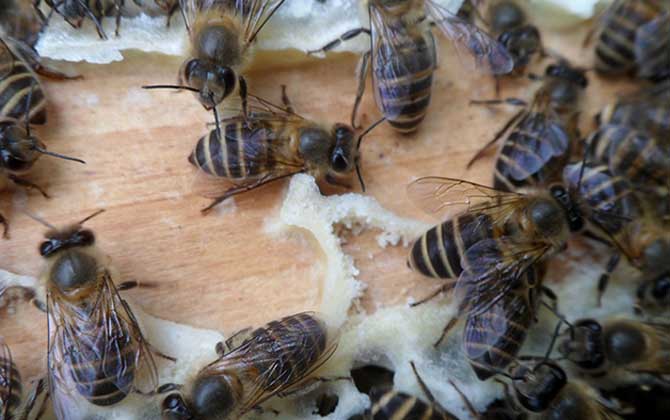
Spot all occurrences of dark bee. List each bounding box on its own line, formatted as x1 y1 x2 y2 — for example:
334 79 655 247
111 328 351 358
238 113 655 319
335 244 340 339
40 0 124 39
469 61 588 192
187 90 378 213
558 318 670 379
41 210 169 417
160 312 338 420
309 0 513 133
503 359 624 419
586 0 670 80
0 38 47 124
368 361 477 419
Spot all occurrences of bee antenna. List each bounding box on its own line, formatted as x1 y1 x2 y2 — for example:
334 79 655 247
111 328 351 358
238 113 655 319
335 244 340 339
355 160 366 192
78 209 105 226
142 84 201 93
23 211 56 230
356 117 385 150
32 145 86 164
210 95 222 141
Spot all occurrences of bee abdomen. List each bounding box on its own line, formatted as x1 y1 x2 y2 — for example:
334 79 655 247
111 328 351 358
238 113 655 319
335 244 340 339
375 33 435 133
189 121 275 180
371 390 444 420
595 0 666 74
0 61 46 124
0 357 22 417
409 214 494 279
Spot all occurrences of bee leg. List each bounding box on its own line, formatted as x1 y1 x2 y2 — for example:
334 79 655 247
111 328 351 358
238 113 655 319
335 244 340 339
19 377 50 420
280 85 294 113
409 282 454 307
351 50 371 129
117 280 159 291
434 316 458 348
8 175 49 198
166 1 179 27
494 378 520 413
466 108 526 168
251 406 280 416
114 0 123 37
306 28 371 56
0 213 8 238
32 298 47 313
597 253 621 307
6 38 80 80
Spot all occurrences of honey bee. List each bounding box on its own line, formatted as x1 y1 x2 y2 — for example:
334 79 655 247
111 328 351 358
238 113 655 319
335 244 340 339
160 312 338 420
597 81 670 141
558 318 670 379
502 359 625 419
39 0 125 39
0 337 22 419
368 361 477 420
40 210 170 418
173 0 287 110
187 88 380 213
308 0 513 133
407 163 635 351
1 38 49 124
468 61 588 192
586 0 670 80
0 0 44 47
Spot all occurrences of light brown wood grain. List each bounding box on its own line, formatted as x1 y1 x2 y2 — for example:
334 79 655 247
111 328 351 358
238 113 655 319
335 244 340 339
0 26 637 383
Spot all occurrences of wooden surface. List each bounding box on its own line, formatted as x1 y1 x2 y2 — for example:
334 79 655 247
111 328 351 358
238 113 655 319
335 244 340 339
0 26 635 382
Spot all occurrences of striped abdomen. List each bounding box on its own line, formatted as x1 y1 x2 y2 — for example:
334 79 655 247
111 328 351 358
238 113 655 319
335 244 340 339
600 100 670 140
0 356 22 418
370 389 449 420
0 53 46 124
493 112 571 192
588 124 670 187
464 266 543 380
66 316 136 406
409 213 496 279
188 120 282 181
595 0 666 74
372 28 435 133
246 312 328 390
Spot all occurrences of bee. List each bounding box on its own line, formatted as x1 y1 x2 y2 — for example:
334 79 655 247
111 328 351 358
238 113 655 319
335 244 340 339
368 361 477 420
308 0 513 133
40 210 170 418
0 0 44 47
586 0 670 80
160 312 338 420
170 0 287 110
39 0 124 39
406 163 634 354
597 81 670 141
558 318 670 379
1 38 48 124
468 61 588 192
186 88 380 213
502 359 625 419
0 337 22 419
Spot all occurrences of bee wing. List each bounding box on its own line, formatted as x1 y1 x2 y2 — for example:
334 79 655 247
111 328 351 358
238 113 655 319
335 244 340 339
424 0 513 75
454 237 549 316
179 0 226 32
47 271 158 419
502 114 571 182
0 337 13 419
0 38 16 80
406 176 528 220
234 0 287 45
634 12 670 80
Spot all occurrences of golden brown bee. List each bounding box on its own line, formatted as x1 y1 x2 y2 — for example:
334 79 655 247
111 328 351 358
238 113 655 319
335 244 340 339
369 362 477 420
174 0 286 110
468 61 588 192
160 312 338 420
41 210 168 417
0 38 48 124
586 0 670 80
558 318 670 379
597 81 670 141
308 0 513 133
503 359 624 419
187 89 380 213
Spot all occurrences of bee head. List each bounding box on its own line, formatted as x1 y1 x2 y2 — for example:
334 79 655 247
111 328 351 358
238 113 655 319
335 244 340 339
0 122 43 173
191 375 241 418
558 318 606 371
38 210 104 258
513 361 567 413
182 59 236 109
545 62 588 88
329 124 357 175
162 392 195 420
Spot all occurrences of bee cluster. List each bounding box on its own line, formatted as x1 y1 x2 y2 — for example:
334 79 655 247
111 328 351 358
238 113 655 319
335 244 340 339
0 0 669 419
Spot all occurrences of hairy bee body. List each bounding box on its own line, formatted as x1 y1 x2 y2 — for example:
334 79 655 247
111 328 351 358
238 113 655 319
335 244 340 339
0 340 22 419
0 39 46 124
594 0 669 76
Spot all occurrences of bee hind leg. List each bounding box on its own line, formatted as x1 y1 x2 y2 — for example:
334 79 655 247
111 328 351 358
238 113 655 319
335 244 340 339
9 175 49 198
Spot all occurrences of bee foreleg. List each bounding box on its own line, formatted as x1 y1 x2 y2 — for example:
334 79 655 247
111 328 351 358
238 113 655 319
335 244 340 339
114 0 124 37
8 175 49 198
597 253 621 307
466 108 526 168
351 50 371 129
0 212 8 238
409 282 454 307
306 28 371 56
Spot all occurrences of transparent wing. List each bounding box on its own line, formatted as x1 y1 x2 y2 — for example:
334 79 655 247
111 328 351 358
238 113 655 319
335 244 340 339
406 176 528 220
634 12 670 80
502 113 571 182
0 337 13 419
454 238 549 316
0 38 16 80
425 0 513 75
179 0 227 32
235 0 287 45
